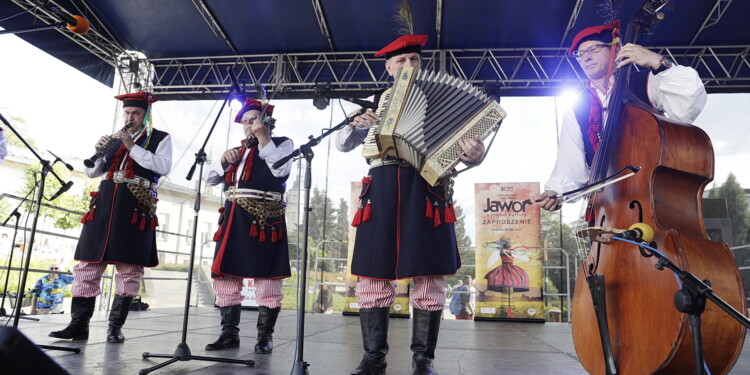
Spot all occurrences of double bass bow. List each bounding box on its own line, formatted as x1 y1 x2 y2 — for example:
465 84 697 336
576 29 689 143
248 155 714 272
569 1 746 374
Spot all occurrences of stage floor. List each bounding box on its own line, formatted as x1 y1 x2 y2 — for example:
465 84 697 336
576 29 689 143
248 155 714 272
10 306 750 374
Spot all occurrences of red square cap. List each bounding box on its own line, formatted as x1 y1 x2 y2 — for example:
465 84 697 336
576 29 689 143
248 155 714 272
114 91 159 109
375 34 428 59
234 98 274 123
568 20 620 54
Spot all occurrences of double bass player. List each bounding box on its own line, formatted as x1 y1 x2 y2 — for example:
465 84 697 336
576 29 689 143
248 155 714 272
534 20 707 210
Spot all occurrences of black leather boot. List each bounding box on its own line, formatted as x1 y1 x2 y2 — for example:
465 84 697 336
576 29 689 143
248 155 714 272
205 305 242 350
350 307 389 375
106 295 133 343
411 309 442 375
254 306 280 354
49 297 96 340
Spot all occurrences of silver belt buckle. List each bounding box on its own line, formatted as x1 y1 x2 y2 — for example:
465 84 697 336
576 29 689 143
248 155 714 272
112 170 126 184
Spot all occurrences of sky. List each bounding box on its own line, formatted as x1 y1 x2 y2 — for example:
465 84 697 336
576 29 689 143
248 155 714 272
1 32 749 244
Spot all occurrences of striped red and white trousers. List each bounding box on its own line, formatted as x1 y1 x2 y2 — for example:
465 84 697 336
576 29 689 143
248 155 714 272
72 261 144 298
212 276 283 308
356 276 446 311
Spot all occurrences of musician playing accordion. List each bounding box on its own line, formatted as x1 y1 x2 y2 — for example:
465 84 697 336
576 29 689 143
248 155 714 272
50 91 172 343
203 98 294 353
335 34 486 375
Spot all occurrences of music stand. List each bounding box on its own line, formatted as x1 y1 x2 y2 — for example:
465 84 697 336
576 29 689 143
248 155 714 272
1 188 41 322
0 113 79 354
139 90 254 374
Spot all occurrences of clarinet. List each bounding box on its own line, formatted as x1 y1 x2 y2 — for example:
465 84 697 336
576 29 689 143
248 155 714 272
83 122 133 168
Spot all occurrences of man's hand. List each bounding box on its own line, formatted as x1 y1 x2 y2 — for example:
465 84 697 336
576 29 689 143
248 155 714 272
95 135 110 151
349 109 378 128
533 190 563 211
111 130 136 150
221 148 241 168
457 135 485 164
616 43 662 70
251 121 271 147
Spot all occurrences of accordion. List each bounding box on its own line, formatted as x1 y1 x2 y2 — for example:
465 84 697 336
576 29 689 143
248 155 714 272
362 66 506 186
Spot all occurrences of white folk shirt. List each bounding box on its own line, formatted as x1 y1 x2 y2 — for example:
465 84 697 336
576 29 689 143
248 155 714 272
335 124 370 153
84 128 173 178
205 139 294 186
544 65 708 196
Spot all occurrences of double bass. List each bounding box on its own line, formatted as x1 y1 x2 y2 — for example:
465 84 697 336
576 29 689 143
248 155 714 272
570 2 746 374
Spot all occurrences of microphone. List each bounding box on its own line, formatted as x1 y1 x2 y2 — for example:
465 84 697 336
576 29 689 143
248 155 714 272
575 222 654 243
342 97 377 110
40 4 90 34
226 66 246 97
613 222 654 243
49 181 74 201
48 150 74 171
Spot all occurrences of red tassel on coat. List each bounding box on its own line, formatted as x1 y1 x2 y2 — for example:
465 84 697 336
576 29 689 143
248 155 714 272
213 224 223 241
433 206 441 227
271 227 278 242
351 206 363 227
444 203 456 224
278 226 283 240
425 198 433 219
88 207 95 222
139 216 146 231
259 227 266 242
131 211 139 225
363 200 372 222
250 221 259 237
151 216 159 230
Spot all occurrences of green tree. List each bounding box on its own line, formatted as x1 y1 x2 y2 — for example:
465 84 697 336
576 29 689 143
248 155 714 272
18 166 94 230
708 173 749 246
0 112 36 148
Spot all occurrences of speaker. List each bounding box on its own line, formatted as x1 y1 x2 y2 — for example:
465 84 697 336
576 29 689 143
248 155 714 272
0 327 69 375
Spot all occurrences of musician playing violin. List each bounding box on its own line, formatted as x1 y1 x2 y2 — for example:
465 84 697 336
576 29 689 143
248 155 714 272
534 21 707 211
50 91 172 343
203 98 293 353
336 34 486 375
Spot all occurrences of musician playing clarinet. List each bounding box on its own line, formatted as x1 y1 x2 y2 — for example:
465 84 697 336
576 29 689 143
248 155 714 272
534 20 707 211
50 92 172 343
203 98 293 353
336 34 485 375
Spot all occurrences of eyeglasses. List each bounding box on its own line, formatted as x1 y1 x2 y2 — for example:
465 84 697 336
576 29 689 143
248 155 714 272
50 268 58 270
241 114 261 124
573 43 608 60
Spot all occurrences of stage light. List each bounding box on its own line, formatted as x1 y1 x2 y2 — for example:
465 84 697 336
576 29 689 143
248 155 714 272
230 96 244 110
313 94 329 110
558 89 580 108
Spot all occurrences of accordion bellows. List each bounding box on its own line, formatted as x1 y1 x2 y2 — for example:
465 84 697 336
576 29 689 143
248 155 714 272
362 66 506 186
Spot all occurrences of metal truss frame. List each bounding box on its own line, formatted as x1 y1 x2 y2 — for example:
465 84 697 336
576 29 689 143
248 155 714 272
146 45 750 100
12 0 750 100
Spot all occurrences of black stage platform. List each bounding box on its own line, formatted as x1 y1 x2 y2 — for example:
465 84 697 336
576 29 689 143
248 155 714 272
9 307 750 374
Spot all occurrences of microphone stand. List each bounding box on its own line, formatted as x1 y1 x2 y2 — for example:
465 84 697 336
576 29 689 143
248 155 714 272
140 91 254 374
0 112 78 354
618 237 750 375
272 117 352 375
0 187 41 322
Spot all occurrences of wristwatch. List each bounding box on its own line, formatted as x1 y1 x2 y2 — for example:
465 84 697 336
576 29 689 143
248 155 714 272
651 56 674 75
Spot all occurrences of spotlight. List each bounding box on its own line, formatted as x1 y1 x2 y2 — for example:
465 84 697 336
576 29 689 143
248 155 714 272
230 95 245 110
313 95 329 110
558 89 579 108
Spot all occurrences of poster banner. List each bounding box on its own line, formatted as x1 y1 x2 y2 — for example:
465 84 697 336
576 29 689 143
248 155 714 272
474 182 544 321
343 181 411 317
240 278 259 308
